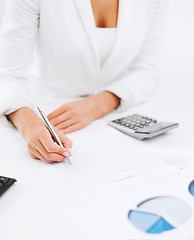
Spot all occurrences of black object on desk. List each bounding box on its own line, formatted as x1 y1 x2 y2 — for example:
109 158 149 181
0 176 17 197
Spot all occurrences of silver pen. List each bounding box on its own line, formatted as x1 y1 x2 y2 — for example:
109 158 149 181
37 107 72 164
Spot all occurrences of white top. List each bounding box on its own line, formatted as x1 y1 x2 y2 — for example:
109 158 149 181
0 0 167 126
96 27 116 66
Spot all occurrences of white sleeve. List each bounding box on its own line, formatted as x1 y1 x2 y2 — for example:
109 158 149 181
99 0 168 112
0 0 39 126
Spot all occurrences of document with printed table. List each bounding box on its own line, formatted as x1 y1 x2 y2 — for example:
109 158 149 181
38 128 179 199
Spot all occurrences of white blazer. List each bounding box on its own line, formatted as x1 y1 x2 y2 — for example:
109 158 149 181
0 0 168 125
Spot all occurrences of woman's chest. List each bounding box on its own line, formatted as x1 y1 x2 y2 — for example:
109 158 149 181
90 0 119 28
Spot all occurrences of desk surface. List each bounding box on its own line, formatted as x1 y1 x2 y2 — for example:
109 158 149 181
0 79 194 240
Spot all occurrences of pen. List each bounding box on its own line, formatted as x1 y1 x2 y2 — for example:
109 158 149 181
37 107 72 164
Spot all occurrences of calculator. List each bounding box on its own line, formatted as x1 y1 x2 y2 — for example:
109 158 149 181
108 114 179 140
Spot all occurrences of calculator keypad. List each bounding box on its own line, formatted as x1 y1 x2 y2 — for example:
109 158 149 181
112 114 157 131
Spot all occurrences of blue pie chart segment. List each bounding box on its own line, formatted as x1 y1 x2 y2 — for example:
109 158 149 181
128 210 160 232
189 180 194 196
128 211 174 234
128 196 192 234
147 217 175 234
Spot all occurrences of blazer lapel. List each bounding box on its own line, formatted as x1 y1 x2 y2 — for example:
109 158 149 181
102 0 135 72
74 0 100 69
74 0 135 71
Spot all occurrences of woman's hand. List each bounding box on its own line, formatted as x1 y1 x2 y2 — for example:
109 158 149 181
47 91 120 134
8 107 72 163
26 124 72 163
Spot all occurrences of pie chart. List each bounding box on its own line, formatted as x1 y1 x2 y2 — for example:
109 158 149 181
128 196 192 234
189 180 194 196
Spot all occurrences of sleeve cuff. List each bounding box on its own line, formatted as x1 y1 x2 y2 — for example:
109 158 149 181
94 83 145 113
0 96 35 127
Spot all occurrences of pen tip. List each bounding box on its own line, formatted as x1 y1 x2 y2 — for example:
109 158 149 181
66 157 72 165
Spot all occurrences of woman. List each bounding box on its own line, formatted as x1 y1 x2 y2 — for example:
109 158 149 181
0 0 168 163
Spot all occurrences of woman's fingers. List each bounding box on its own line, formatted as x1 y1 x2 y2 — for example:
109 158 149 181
30 139 66 162
62 122 86 134
39 129 68 155
49 111 72 127
27 127 73 162
28 150 38 159
56 128 73 149
28 145 53 163
47 104 68 121
55 119 77 130
39 140 67 162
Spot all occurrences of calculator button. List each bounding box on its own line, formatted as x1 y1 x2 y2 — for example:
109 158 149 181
133 127 139 130
146 120 151 123
113 120 119 123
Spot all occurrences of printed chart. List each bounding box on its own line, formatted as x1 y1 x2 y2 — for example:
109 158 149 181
189 180 194 196
128 196 192 234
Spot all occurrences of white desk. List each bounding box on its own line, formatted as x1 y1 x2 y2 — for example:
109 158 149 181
0 0 194 239
0 78 194 240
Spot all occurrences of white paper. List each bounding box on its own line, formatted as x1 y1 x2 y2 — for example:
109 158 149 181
41 127 178 198
153 149 192 167
63 181 194 240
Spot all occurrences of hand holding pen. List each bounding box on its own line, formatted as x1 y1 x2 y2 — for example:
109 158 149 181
8 107 73 163
37 107 72 164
